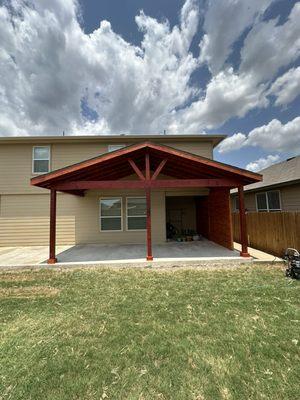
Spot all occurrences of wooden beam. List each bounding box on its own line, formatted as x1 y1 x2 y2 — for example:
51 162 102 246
146 187 153 261
128 158 145 180
55 180 146 190
145 153 151 180
54 178 240 191
151 159 167 180
238 186 250 257
47 189 57 264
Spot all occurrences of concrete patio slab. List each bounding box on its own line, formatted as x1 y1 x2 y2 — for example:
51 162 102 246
0 240 283 270
0 240 242 267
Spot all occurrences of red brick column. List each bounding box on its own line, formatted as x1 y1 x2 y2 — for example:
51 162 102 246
208 188 233 250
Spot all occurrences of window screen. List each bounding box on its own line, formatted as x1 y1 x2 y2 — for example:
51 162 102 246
33 146 50 173
100 198 122 231
256 191 281 211
267 191 281 211
256 193 268 211
127 197 146 230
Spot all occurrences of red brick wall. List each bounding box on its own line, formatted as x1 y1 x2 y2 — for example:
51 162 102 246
208 188 233 250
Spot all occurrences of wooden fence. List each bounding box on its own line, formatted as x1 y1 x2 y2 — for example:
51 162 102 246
232 212 300 257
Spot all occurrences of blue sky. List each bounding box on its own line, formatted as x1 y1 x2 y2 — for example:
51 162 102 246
0 0 300 171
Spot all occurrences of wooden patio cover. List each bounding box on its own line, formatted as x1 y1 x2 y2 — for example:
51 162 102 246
31 142 262 263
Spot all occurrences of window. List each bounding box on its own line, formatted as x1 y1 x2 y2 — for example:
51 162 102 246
99 198 122 231
256 193 268 211
108 144 126 152
267 191 281 211
126 197 146 230
32 146 50 173
256 191 281 212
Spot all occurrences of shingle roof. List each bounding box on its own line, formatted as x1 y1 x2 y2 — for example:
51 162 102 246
232 155 300 193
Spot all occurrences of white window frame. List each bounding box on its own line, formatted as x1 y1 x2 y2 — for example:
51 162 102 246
99 197 123 232
126 196 147 231
32 146 51 174
255 190 281 212
108 144 126 152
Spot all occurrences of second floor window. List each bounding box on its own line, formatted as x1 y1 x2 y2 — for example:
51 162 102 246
33 146 50 174
256 191 281 212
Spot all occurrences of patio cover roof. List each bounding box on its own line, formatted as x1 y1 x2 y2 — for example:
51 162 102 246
31 142 262 195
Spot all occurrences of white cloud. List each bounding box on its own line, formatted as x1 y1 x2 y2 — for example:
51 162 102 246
217 116 300 154
170 2 300 134
169 68 268 133
199 0 274 74
246 154 280 172
217 132 247 154
269 66 300 106
240 3 300 83
0 0 200 136
0 0 299 140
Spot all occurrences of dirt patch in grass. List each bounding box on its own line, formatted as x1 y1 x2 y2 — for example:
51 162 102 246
0 285 60 299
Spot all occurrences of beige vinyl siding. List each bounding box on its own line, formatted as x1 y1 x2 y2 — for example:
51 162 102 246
159 141 212 158
51 143 107 170
0 191 166 246
0 217 75 246
0 193 78 246
280 184 300 211
0 143 107 195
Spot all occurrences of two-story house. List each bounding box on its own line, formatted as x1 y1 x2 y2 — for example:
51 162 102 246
0 135 261 263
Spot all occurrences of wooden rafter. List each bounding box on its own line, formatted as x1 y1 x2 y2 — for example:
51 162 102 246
128 158 145 180
151 159 167 180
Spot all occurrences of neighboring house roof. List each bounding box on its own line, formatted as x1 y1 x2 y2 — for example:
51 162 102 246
31 141 261 196
0 134 226 148
232 155 300 194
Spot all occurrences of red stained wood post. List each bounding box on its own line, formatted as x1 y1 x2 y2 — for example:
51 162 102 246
145 153 153 261
238 186 250 257
47 189 57 264
146 187 153 261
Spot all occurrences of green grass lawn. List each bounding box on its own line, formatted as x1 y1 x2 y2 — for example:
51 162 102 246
0 265 299 400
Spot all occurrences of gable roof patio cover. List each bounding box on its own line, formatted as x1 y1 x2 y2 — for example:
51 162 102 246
31 142 261 264
31 142 261 194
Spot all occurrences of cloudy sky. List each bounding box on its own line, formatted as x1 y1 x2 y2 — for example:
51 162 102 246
0 0 300 171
